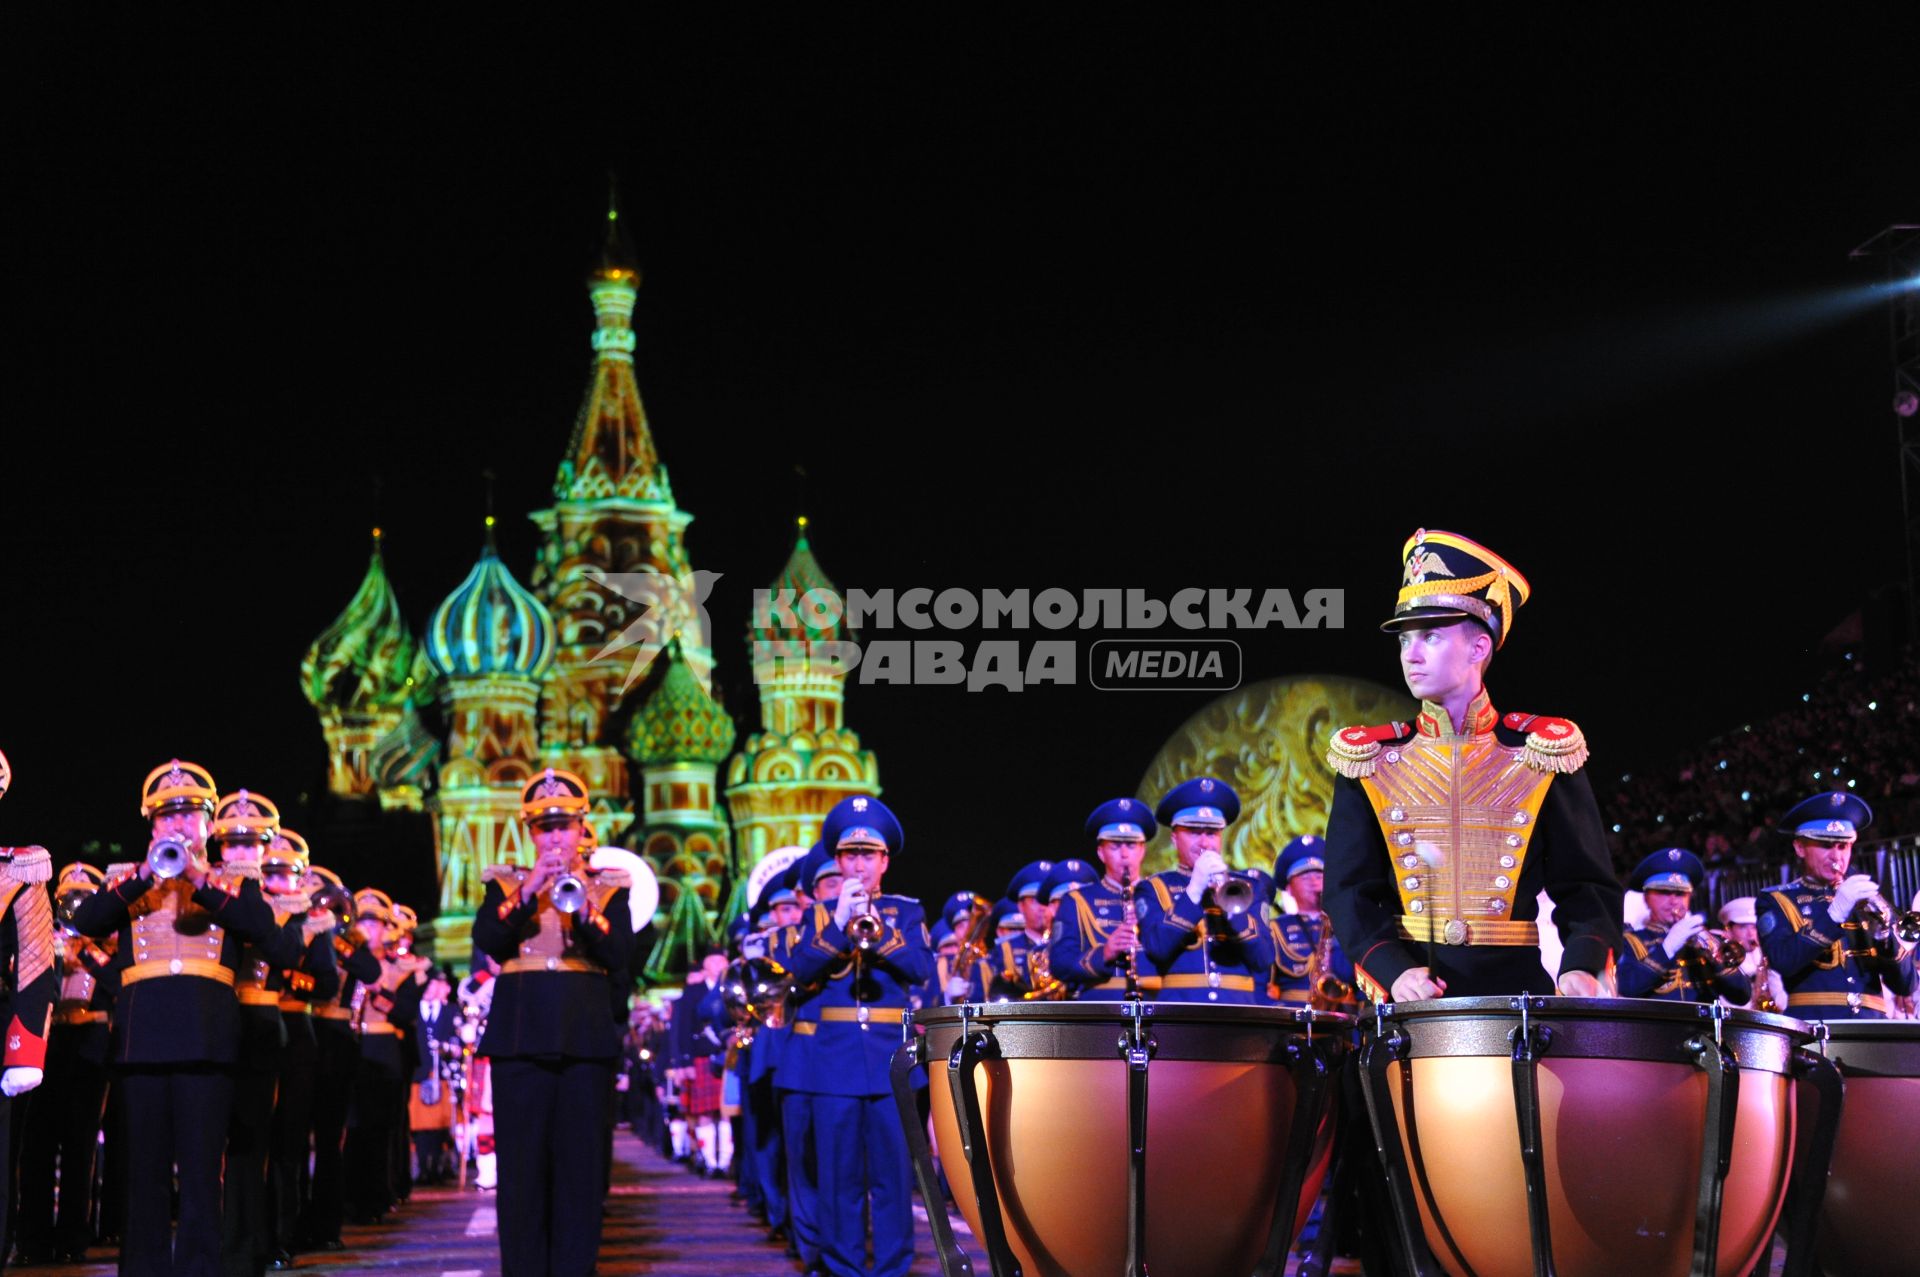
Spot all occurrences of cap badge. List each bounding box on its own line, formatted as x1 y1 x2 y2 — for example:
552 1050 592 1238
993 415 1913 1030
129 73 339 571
164 762 189 790
1830 794 1845 807
852 797 869 812
533 769 567 799
1199 779 1214 793
1668 849 1680 861
1119 799 1132 810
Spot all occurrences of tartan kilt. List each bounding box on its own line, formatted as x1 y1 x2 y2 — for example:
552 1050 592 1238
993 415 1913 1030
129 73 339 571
683 1063 724 1117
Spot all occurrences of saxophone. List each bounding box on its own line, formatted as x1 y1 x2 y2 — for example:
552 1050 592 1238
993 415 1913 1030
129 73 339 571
1307 912 1356 1012
1752 950 1779 1013
1022 936 1069 1000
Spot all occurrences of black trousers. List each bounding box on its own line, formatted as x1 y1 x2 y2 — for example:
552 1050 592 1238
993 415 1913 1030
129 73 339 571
267 1019 315 1257
221 1063 277 1277
491 1058 612 1277
17 1042 110 1255
301 1023 356 1245
116 1067 234 1277
343 1036 402 1220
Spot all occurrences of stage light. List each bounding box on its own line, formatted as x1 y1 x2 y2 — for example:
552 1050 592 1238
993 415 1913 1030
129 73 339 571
1896 390 1918 418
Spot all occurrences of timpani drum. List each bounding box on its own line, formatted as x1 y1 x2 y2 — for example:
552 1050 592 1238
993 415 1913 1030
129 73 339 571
1803 1021 1920 1277
893 1001 1348 1277
1359 996 1839 1277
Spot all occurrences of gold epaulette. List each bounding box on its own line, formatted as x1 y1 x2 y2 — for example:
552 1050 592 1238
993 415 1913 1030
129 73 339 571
588 868 632 891
483 864 528 885
1325 722 1410 779
0 845 53 885
217 862 261 883
1502 712 1589 775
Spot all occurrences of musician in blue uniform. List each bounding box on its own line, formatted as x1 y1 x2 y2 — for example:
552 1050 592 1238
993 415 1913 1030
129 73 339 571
1618 849 1750 1004
1756 792 1916 1020
71 760 288 1277
1050 799 1163 1000
784 796 931 1277
472 767 634 1277
746 867 804 1247
1322 530 1622 1003
779 842 839 1275
1271 835 1356 1009
1137 778 1276 1004
979 861 1057 999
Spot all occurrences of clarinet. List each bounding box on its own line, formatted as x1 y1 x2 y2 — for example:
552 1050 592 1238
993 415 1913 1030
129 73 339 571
1120 865 1143 1002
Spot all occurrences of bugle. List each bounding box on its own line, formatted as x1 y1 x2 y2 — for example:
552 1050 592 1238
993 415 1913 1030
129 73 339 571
146 836 193 880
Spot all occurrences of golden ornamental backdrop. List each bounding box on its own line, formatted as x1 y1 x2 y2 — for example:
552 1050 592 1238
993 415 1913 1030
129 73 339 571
1137 675 1415 875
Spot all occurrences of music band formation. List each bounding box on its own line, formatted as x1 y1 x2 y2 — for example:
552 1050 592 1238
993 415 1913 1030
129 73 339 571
0 527 1914 1277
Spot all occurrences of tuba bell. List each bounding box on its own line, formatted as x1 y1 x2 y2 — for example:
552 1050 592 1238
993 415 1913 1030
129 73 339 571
720 956 792 1049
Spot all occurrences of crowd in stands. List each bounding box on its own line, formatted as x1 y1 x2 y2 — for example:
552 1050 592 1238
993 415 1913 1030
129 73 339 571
1601 648 1920 876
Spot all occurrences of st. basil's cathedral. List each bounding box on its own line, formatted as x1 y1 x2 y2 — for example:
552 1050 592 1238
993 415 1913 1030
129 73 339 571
296 202 879 975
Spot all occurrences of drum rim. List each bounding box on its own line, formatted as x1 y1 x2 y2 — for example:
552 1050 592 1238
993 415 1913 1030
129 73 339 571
913 1001 1355 1031
1810 1019 1920 1041
1368 994 1810 1035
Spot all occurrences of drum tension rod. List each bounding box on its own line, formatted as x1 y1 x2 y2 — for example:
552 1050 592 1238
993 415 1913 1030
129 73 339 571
1507 996 1557 1277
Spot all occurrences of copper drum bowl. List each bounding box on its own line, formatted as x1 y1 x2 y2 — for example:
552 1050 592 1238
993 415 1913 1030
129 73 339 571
912 1002 1346 1277
1812 1021 1920 1277
1361 996 1818 1277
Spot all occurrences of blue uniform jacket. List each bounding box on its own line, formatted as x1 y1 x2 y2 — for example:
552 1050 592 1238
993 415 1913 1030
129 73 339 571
1137 869 1275 1004
1270 912 1352 1007
1049 879 1161 1000
782 895 931 1096
1757 876 1916 1020
1618 925 1751 1003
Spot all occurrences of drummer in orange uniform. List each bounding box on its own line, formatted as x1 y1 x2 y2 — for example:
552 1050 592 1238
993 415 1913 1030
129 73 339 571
1321 530 1623 1002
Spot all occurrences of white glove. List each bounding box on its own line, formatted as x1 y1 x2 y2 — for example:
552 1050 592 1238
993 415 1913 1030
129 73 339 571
1 1067 43 1097
834 885 867 931
944 975 971 999
1186 852 1228 905
1661 913 1707 960
1828 876 1880 925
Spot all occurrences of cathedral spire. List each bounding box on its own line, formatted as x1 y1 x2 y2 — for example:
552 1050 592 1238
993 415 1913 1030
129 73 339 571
552 185 663 503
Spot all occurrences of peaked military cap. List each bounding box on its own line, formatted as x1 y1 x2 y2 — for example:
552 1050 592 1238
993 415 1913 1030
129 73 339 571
141 759 218 819
1781 791 1873 843
520 767 590 825
1629 847 1706 894
1041 859 1099 904
1155 777 1240 829
212 789 280 845
1381 528 1531 650
821 795 902 856
1274 835 1326 883
1084 797 1156 844
1006 860 1055 901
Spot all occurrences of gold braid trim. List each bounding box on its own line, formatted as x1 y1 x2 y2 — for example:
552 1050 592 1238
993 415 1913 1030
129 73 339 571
482 864 527 885
0 846 53 885
8 877 55 992
1524 722 1589 774
1326 731 1381 779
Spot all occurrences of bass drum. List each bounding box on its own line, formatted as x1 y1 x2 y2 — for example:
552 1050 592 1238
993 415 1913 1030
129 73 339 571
1359 996 1831 1277
900 1001 1347 1277
1811 1021 1920 1277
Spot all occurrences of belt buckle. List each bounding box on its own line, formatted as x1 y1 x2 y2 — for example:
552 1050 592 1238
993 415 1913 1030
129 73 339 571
168 959 184 975
1443 919 1471 946
1847 992 1862 1011
546 957 559 972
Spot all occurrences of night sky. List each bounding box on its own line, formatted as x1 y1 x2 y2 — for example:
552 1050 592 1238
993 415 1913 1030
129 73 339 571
3 14 1915 911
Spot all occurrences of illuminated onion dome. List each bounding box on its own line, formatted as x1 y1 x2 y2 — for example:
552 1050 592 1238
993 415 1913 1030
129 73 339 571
749 517 845 656
629 642 737 766
425 532 557 679
302 531 419 713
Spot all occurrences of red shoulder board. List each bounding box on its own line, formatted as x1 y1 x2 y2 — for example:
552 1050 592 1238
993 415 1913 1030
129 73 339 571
1504 712 1574 740
1337 722 1410 747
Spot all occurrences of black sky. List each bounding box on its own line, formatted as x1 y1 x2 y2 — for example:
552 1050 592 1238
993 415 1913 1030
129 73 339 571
2 14 1916 908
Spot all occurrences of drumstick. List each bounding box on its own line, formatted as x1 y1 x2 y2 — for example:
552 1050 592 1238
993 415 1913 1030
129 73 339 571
1416 842 1444 997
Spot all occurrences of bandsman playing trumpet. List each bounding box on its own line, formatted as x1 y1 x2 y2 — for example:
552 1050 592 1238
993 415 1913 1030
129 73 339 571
472 767 634 1277
1050 799 1163 1000
971 861 1056 999
1757 792 1917 1020
1618 849 1750 1004
70 760 287 1277
1137 777 1277 1004
300 865 381 1252
784 796 931 1277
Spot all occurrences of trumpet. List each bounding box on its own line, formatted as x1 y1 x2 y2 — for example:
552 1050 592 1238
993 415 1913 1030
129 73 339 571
147 836 195 880
1210 871 1257 919
720 956 792 1052
551 873 589 915
310 884 356 928
847 909 885 950
1854 895 1920 949
1680 928 1746 970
